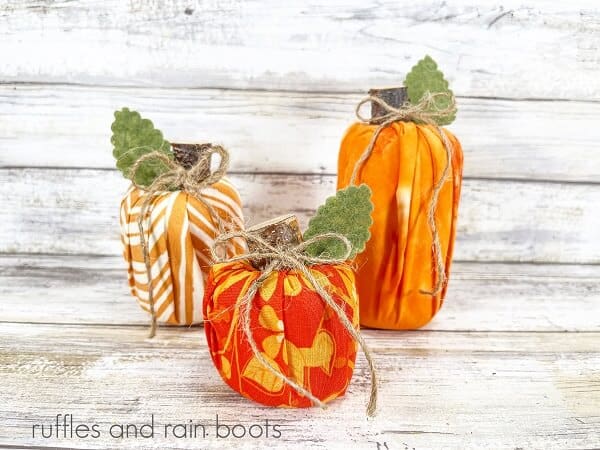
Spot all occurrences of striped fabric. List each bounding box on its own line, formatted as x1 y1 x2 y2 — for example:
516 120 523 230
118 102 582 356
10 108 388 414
119 178 245 325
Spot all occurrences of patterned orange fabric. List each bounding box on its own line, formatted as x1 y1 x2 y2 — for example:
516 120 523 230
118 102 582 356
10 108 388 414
119 179 245 325
338 121 463 330
203 261 359 408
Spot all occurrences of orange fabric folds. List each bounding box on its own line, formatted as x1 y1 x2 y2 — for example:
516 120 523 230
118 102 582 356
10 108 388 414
337 122 463 329
203 261 359 408
119 179 245 325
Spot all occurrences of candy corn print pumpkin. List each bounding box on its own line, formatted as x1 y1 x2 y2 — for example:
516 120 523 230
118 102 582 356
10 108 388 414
203 187 378 415
337 56 464 330
112 109 245 332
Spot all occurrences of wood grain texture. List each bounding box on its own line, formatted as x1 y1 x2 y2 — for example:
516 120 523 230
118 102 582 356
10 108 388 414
0 1 599 99
2 255 599 332
1 323 598 449
2 168 600 263
2 85 600 182
1 3 599 449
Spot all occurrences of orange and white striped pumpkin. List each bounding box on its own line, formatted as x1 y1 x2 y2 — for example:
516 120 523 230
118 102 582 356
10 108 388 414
119 179 245 325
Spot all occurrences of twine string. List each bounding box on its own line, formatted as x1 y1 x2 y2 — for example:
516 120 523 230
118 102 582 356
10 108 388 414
211 231 378 417
129 145 230 338
350 92 456 296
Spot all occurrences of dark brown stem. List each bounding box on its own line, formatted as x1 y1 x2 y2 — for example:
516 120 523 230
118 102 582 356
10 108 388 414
172 143 212 177
369 87 408 122
246 214 303 269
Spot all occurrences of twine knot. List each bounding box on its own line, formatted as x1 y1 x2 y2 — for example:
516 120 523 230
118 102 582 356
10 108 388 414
355 91 457 128
350 91 456 296
212 231 353 270
211 231 378 417
130 144 229 195
130 144 231 338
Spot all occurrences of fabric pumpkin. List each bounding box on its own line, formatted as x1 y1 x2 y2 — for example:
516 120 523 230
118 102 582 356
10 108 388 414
337 121 463 329
120 179 245 325
203 261 359 408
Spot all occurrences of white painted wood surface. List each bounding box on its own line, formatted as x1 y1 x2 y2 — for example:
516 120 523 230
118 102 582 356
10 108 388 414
1 324 599 450
2 255 600 332
2 85 600 181
2 169 600 263
1 1 599 449
0 1 599 99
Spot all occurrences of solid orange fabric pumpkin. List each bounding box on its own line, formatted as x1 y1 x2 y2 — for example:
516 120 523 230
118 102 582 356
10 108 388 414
337 121 463 329
203 261 359 408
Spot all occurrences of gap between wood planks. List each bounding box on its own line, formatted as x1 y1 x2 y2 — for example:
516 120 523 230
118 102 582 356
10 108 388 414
3 81 600 104
1 321 597 334
2 168 600 187
3 250 600 265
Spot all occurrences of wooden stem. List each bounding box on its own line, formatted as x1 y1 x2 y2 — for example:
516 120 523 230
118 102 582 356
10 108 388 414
246 214 303 269
369 86 408 122
172 143 212 176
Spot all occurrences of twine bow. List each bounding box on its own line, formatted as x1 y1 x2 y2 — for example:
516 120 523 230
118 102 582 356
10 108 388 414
211 231 378 417
350 92 457 296
130 144 230 338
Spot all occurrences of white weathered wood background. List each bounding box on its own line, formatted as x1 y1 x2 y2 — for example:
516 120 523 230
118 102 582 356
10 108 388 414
1 1 599 449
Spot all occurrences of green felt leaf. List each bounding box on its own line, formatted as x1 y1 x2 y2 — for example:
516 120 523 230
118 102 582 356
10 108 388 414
303 184 373 260
111 107 172 187
404 55 456 126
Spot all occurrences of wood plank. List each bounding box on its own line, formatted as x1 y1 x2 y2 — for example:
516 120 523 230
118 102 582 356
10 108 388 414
0 1 599 99
2 168 600 263
2 85 600 182
1 255 599 332
0 323 598 449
